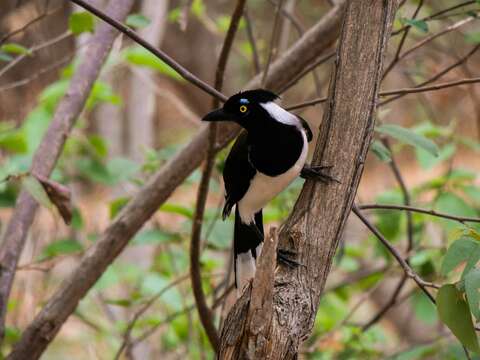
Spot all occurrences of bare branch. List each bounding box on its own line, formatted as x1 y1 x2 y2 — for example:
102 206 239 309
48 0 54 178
0 4 63 45
359 203 480 224
287 75 480 110
352 206 438 303
68 0 227 102
190 0 247 352
261 0 285 87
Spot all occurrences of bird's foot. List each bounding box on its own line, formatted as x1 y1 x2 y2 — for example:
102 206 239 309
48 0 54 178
277 249 302 268
301 164 340 184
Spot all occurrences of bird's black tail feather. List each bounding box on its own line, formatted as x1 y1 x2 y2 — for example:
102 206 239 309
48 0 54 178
234 208 263 290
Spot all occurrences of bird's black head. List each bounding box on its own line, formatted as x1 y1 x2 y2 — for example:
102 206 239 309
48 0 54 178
202 89 279 131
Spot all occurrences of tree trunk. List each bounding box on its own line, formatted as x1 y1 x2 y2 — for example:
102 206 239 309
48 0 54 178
218 1 399 358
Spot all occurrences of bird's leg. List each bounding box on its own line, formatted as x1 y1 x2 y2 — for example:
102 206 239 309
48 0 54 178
248 223 301 268
301 164 339 184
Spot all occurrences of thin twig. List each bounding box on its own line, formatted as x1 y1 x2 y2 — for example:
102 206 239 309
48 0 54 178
398 17 475 64
261 0 285 87
383 0 424 79
392 1 477 36
243 9 260 74
0 52 74 92
113 274 191 360
380 43 480 106
352 205 437 304
68 0 227 102
279 50 334 94
287 75 480 110
190 0 247 352
0 31 72 79
358 204 480 224
0 5 63 45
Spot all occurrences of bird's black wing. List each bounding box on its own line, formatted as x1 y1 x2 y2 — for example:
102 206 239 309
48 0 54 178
296 115 313 142
222 131 256 219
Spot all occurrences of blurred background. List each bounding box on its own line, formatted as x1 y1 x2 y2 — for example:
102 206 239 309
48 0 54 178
1 0 480 358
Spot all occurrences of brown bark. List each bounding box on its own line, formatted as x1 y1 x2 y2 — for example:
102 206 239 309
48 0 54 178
6 3 345 358
218 1 398 358
0 0 134 345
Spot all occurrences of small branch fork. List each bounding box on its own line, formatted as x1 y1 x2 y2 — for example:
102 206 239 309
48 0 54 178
352 206 437 303
286 76 480 110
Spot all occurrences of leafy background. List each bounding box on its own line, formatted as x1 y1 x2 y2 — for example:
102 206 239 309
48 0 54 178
2 0 480 359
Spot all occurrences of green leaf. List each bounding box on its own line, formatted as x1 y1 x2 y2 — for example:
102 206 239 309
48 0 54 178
109 197 130 219
69 12 95 35
0 130 27 153
465 268 480 321
411 290 437 325
159 203 193 219
122 46 183 81
191 0 205 17
441 237 480 277
22 175 52 210
133 229 174 245
370 140 391 162
466 31 480 44
1 43 30 55
415 143 455 170
41 238 83 259
403 18 428 33
0 50 13 62
104 298 132 307
126 14 151 28
437 284 480 353
376 124 439 156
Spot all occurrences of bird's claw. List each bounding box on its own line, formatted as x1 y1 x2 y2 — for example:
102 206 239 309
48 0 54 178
277 249 303 268
301 164 340 184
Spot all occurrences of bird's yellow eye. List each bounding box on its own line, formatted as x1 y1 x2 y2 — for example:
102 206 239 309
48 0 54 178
239 105 248 113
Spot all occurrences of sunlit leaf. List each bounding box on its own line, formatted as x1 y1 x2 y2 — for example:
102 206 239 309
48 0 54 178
437 284 480 353
1 43 30 55
0 130 27 153
69 12 95 35
122 46 183 81
159 203 193 219
109 197 130 219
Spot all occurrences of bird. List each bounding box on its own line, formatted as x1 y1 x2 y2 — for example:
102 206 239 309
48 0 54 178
202 89 334 294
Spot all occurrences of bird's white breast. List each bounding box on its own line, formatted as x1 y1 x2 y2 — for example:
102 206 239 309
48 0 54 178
237 130 308 224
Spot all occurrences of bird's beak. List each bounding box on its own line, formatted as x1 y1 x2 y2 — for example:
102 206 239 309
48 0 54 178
202 108 228 122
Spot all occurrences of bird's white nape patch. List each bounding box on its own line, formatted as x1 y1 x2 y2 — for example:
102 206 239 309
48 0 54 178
260 101 300 126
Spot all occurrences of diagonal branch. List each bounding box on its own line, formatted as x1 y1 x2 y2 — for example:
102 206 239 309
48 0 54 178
6 2 346 358
68 0 227 102
0 0 135 344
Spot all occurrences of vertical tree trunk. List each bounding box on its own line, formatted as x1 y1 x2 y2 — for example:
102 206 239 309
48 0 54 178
218 1 399 358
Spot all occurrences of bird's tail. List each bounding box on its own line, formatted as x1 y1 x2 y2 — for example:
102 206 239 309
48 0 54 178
234 208 263 293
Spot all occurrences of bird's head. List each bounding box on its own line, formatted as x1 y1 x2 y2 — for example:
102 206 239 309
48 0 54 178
202 89 281 131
